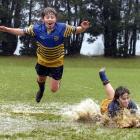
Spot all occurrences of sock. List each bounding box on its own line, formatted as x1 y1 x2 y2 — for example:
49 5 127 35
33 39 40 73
37 81 45 93
99 70 109 85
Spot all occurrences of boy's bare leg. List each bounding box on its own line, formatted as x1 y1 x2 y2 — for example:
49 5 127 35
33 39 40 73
99 68 115 100
50 78 61 92
104 83 115 100
36 76 46 103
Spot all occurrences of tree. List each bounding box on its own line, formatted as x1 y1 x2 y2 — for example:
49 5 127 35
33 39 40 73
117 0 140 57
129 0 140 56
87 0 140 57
63 0 91 55
0 0 24 55
19 0 37 56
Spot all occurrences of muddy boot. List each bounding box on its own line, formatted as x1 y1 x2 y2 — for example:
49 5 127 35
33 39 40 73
36 90 44 103
36 82 45 103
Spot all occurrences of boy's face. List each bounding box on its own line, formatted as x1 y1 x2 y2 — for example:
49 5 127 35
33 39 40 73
118 93 130 108
43 13 57 29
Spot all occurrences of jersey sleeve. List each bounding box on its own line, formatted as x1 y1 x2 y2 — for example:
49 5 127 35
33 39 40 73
23 25 35 37
63 25 76 37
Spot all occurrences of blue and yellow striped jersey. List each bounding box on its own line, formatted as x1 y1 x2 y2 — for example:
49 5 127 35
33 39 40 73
24 22 76 67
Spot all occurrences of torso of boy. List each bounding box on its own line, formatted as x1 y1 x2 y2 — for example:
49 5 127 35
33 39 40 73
25 22 76 67
34 23 65 67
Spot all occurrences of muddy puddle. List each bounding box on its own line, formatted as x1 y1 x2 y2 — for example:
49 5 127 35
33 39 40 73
0 99 140 136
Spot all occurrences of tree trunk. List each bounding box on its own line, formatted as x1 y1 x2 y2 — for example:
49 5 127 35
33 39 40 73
44 0 48 7
0 0 20 55
103 0 112 56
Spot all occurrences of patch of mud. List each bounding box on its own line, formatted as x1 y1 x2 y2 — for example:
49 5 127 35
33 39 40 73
0 102 67 135
61 98 140 128
0 98 140 136
61 98 101 122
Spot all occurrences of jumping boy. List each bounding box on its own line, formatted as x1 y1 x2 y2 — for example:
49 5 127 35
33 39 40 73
0 7 90 102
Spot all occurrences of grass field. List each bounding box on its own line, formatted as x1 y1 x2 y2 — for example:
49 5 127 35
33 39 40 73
0 55 140 140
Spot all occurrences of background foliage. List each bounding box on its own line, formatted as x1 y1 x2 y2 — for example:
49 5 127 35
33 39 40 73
0 0 139 57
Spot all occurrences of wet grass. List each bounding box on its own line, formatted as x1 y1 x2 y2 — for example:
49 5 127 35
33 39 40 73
1 123 140 140
0 55 140 139
12 111 62 121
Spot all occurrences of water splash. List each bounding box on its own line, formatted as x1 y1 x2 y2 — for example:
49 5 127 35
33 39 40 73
61 98 140 128
0 99 140 136
62 98 101 122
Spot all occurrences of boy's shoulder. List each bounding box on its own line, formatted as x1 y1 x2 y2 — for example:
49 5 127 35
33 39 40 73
128 100 137 109
32 22 45 30
108 100 120 109
56 22 66 28
32 22 49 33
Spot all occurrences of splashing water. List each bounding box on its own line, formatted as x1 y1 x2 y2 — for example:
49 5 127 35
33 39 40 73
0 99 140 136
62 98 101 122
62 99 140 128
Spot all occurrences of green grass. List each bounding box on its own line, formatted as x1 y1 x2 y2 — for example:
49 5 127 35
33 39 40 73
0 55 140 139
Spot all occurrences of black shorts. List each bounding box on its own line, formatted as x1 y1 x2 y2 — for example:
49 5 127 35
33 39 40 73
35 63 63 80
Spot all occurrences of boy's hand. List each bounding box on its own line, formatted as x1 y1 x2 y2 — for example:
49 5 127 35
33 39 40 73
0 26 8 32
80 21 90 30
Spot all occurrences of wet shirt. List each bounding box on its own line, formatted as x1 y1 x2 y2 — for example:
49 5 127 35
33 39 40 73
108 100 137 117
24 22 76 67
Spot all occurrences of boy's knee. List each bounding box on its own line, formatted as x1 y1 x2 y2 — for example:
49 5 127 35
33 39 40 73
51 80 60 93
51 85 60 93
37 76 46 83
51 88 59 93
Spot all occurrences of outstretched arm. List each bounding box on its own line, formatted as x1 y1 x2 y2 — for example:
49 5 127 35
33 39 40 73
75 21 90 34
0 26 25 36
99 68 115 100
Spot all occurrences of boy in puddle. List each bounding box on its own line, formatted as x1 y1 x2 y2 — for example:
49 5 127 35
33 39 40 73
99 68 137 117
0 7 90 103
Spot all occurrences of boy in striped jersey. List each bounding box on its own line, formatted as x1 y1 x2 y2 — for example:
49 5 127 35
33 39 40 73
0 7 90 102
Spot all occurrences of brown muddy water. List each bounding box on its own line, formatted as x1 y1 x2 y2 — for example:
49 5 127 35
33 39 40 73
0 98 140 136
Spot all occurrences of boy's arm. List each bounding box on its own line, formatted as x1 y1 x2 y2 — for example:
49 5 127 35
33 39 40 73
0 26 25 36
63 21 90 37
75 21 90 34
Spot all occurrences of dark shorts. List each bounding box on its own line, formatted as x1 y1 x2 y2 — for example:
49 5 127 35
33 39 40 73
35 63 63 80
